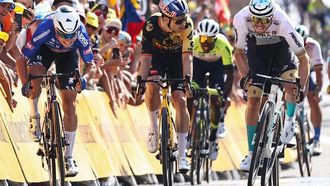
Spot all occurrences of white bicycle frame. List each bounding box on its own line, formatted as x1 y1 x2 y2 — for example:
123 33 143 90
261 83 285 158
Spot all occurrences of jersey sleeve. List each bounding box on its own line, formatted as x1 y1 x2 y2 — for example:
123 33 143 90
181 17 194 53
21 19 52 59
307 38 323 67
141 19 154 55
233 8 249 50
277 9 306 57
217 34 233 66
76 25 94 64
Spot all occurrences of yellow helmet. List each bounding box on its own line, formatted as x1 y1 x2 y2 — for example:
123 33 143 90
86 12 99 28
0 31 9 42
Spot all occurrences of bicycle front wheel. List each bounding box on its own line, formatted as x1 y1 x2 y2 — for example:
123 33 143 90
261 105 283 186
51 101 65 185
160 107 173 186
190 113 201 185
44 114 57 186
248 102 274 186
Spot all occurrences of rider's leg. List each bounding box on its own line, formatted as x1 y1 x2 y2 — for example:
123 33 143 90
240 86 262 171
172 90 190 171
27 65 46 142
172 90 189 158
209 95 221 141
307 91 323 155
307 92 322 141
60 90 78 156
145 77 161 153
60 90 79 176
281 69 298 144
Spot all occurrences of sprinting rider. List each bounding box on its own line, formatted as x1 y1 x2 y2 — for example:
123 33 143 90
192 19 234 160
137 0 194 172
16 5 94 177
296 25 323 155
233 0 310 171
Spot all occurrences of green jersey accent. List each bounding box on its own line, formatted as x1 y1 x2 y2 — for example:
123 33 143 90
193 33 233 65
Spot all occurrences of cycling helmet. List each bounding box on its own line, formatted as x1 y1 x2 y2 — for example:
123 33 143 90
118 31 132 46
296 25 309 39
197 19 219 37
159 0 189 18
53 5 80 35
249 0 275 17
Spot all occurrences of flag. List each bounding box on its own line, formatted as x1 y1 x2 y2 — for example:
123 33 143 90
120 0 145 42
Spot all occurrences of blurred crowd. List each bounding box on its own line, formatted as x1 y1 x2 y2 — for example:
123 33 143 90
0 0 329 114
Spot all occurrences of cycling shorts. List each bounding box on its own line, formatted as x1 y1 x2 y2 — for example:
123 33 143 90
27 45 79 90
192 57 224 89
149 51 183 92
246 36 298 97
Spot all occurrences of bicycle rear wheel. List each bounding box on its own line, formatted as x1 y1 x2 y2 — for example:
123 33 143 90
248 102 274 186
160 107 173 186
51 101 65 185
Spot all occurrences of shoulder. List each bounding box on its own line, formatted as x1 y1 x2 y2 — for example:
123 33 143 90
233 6 249 22
143 13 161 33
306 37 320 47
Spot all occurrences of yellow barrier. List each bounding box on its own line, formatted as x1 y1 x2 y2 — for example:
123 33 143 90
0 86 297 183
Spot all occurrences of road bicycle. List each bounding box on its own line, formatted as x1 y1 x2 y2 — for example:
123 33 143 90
189 73 223 185
136 75 190 186
246 73 301 186
295 102 313 177
27 70 81 186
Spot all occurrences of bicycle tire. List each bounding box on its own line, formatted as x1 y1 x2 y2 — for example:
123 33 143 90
51 101 65 185
296 116 306 177
248 101 274 186
199 116 210 184
268 156 279 186
160 107 173 186
261 105 282 185
44 114 57 186
189 112 201 185
303 119 312 176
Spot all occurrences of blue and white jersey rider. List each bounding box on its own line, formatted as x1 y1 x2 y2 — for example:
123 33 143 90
22 12 93 64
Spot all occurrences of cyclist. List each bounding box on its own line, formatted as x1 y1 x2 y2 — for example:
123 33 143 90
192 18 233 160
137 0 193 172
16 5 94 177
233 0 310 171
296 25 323 155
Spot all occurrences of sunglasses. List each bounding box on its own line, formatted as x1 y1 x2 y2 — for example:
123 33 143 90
173 16 187 25
200 36 215 43
56 29 77 40
86 24 97 31
251 15 272 24
106 26 119 36
94 9 107 20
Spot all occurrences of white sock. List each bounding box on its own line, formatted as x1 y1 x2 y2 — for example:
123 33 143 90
248 151 253 155
64 131 76 159
177 132 188 159
285 114 294 123
28 96 40 117
148 109 159 131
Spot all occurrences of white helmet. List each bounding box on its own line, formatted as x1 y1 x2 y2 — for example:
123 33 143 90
296 25 309 39
249 0 276 17
197 19 219 37
53 5 80 35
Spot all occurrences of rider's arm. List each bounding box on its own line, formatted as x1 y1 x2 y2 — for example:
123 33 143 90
181 17 194 78
297 53 310 90
138 54 152 80
218 34 234 98
233 11 249 77
309 39 324 91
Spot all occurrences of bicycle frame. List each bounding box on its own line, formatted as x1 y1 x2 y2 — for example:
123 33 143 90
262 83 285 159
33 70 81 186
136 75 189 186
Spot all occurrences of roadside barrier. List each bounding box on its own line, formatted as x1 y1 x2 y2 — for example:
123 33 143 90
0 88 296 183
